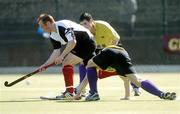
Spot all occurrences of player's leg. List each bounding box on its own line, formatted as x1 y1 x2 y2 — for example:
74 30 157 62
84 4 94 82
75 63 87 98
85 48 120 101
98 69 141 96
119 76 130 100
126 73 176 100
76 50 97 98
75 69 131 100
98 70 117 79
56 52 83 100
79 63 86 83
85 59 100 101
98 68 141 96
86 67 99 101
112 47 176 100
131 82 141 96
75 63 87 97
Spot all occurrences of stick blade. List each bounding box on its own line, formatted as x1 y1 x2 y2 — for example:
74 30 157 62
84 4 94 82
40 96 59 100
4 81 11 87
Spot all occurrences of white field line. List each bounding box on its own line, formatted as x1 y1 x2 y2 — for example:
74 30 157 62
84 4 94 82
3 111 179 114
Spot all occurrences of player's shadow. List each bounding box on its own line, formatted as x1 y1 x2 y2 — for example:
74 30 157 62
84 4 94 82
1 99 177 103
55 99 178 103
0 98 44 103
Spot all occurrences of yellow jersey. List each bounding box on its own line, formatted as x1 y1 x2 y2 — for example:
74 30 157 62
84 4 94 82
94 20 120 49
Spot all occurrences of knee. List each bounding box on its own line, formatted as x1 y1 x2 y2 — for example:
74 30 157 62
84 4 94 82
86 59 95 68
62 60 73 67
126 74 141 87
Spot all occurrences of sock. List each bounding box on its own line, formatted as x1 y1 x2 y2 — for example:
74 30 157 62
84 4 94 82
79 64 87 83
141 80 162 97
98 70 118 79
131 82 139 89
87 67 98 94
62 65 74 93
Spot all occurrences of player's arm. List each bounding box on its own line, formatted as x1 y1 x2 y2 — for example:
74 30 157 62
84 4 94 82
38 38 61 71
105 24 120 45
61 28 77 58
42 49 60 66
120 76 130 100
55 28 76 64
111 37 120 45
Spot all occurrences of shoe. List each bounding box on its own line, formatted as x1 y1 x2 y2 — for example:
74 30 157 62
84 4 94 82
169 92 176 100
160 92 176 100
85 92 100 101
133 88 141 96
56 91 75 100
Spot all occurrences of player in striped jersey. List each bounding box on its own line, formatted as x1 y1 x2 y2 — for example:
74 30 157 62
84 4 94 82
37 13 97 100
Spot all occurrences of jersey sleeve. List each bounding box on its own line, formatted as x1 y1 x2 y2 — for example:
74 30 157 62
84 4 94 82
104 23 120 40
65 28 76 41
95 21 120 49
57 26 76 42
57 20 76 43
50 38 61 49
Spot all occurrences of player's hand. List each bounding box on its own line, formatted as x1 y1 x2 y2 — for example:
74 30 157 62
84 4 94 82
55 56 63 65
38 65 46 72
74 92 81 100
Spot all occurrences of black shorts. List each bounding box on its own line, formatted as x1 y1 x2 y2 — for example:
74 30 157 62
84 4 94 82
95 49 102 55
93 46 136 76
71 31 96 65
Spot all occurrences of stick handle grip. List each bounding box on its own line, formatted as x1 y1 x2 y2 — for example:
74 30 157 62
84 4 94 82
25 62 55 77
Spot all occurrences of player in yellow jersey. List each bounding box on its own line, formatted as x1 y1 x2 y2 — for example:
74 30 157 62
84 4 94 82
75 12 140 100
90 21 120 49
79 14 121 78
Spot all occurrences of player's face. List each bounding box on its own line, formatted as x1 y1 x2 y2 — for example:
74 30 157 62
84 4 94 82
38 21 52 33
80 20 93 30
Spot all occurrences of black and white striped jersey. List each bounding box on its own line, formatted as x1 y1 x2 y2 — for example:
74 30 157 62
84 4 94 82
50 20 93 49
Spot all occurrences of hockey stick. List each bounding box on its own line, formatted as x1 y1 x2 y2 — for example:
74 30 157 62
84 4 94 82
4 63 55 87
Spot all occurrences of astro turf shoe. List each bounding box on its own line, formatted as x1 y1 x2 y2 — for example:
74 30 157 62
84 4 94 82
85 92 100 101
160 92 176 100
56 91 75 100
133 88 141 96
